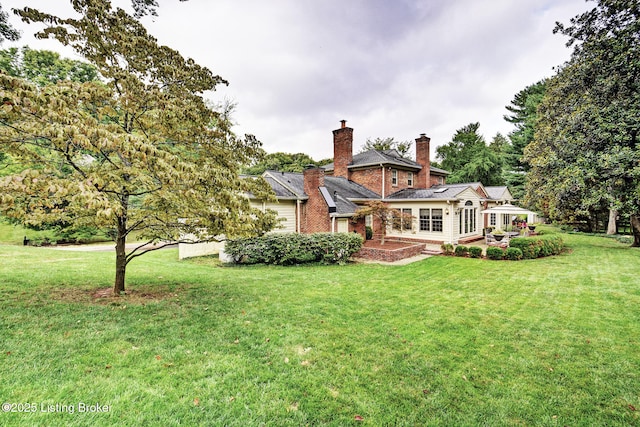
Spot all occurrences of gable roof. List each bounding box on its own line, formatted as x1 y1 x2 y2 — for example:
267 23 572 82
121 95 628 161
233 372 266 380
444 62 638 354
262 171 380 200
262 170 380 215
484 186 513 201
323 148 450 175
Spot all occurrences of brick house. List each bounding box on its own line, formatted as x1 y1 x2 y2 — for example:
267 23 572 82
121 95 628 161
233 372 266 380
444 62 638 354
254 121 512 245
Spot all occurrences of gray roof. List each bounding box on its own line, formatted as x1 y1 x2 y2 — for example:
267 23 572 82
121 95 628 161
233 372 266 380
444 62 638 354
262 171 380 215
385 183 478 200
323 149 449 175
484 186 510 201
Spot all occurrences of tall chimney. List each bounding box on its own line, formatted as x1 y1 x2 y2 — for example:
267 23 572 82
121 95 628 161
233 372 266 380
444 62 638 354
415 133 431 188
332 120 353 178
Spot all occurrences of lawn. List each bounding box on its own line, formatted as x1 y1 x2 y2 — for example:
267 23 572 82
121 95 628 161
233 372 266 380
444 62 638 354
0 228 639 426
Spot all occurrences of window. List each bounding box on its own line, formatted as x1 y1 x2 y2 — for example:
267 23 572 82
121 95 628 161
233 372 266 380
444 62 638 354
419 209 430 231
402 208 412 230
431 209 443 232
407 172 414 187
437 176 444 185
391 169 398 186
392 208 412 230
490 213 496 226
365 214 372 227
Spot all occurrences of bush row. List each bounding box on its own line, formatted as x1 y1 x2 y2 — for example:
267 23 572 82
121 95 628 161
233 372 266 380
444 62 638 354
487 235 564 260
224 232 364 265
441 244 484 259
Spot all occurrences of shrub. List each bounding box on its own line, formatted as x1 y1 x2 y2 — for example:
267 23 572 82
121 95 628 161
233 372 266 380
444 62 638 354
468 246 483 258
224 232 363 265
505 247 523 261
440 243 454 255
365 226 373 240
454 245 469 257
486 246 505 260
509 235 564 259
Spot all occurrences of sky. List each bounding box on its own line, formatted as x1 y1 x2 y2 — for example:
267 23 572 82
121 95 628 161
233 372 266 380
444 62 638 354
4 0 592 161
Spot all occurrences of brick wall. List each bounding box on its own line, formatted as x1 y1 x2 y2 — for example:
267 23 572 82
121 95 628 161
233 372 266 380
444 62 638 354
355 242 425 262
302 167 331 233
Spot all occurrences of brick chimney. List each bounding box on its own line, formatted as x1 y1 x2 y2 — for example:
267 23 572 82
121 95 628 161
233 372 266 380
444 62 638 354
332 120 353 179
302 166 330 233
303 165 325 194
415 133 431 188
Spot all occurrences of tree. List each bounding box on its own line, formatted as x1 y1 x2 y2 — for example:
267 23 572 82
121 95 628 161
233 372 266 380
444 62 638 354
436 123 504 185
130 0 189 18
503 80 547 200
0 46 99 85
243 152 331 175
359 137 412 158
1 0 277 293
524 0 640 245
352 201 413 245
0 4 20 43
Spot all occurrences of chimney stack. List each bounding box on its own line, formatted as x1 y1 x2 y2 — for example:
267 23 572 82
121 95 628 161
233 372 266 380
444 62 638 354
415 133 431 188
332 120 353 178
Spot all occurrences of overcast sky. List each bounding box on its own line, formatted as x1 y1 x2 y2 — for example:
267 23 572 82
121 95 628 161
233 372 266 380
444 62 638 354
5 0 591 161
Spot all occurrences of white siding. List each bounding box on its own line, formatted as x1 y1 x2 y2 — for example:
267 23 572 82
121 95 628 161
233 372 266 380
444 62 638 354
251 200 297 233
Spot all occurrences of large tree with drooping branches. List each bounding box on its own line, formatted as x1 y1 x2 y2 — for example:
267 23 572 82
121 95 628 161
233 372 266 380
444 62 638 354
1 0 277 293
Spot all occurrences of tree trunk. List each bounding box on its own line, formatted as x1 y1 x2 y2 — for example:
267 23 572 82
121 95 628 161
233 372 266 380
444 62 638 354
631 214 640 247
607 209 618 235
114 232 127 294
114 211 128 295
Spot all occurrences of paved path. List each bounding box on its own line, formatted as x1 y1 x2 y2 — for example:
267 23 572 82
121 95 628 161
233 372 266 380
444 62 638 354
52 242 177 252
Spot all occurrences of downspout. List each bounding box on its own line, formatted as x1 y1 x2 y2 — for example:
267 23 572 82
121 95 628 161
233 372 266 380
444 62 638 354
331 217 336 234
447 200 454 245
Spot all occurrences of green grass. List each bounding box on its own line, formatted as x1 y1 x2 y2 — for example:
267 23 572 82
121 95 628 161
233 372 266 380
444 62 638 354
0 228 639 426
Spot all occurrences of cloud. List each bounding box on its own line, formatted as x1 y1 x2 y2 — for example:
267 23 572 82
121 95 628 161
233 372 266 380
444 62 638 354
6 0 591 160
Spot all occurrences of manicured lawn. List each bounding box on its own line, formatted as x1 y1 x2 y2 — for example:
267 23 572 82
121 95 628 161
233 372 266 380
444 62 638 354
0 229 639 426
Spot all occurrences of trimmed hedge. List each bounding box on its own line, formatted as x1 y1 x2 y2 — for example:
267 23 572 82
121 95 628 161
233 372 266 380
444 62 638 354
224 232 364 265
509 235 564 259
505 247 523 261
454 245 469 257
486 246 505 260
468 246 483 258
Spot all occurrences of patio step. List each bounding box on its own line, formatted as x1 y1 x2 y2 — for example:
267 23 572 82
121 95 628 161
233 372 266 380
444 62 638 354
421 248 443 256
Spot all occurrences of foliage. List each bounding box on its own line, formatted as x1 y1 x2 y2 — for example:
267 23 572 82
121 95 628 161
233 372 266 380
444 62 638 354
524 0 640 246
353 200 412 245
468 246 483 258
365 225 373 240
0 4 20 43
454 245 468 257
486 246 505 260
503 80 547 200
1 1 277 293
440 243 454 255
436 122 505 185
505 247 523 261
224 232 363 265
509 235 565 259
359 137 412 158
242 151 331 175
0 46 99 85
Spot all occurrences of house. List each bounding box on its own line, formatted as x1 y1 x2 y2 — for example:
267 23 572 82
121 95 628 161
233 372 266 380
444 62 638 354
254 120 513 245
